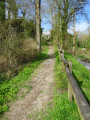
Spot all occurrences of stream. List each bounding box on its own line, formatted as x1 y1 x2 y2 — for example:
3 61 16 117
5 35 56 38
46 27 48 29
77 58 90 71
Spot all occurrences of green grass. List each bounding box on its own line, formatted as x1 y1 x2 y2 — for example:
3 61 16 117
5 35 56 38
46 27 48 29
64 52 90 103
76 54 90 59
0 46 49 117
35 47 80 120
38 93 80 120
76 54 85 58
76 48 90 58
54 49 68 90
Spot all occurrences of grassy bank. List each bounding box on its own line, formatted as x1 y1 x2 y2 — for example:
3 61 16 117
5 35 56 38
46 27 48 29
0 46 49 117
76 48 90 58
37 47 80 120
64 52 90 104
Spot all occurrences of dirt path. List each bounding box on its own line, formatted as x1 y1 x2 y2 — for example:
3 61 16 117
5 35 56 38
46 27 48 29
2 45 55 120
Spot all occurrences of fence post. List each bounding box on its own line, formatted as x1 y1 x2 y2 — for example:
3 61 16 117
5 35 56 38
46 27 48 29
68 61 73 102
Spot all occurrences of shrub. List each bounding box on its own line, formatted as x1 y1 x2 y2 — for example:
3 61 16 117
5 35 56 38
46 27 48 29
16 49 37 64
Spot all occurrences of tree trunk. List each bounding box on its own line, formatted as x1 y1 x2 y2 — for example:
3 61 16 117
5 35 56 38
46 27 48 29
36 0 41 52
60 0 68 49
73 13 75 56
8 7 11 20
58 4 60 46
60 19 65 49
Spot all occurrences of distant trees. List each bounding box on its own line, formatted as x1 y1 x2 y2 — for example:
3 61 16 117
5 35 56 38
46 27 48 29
42 0 88 50
55 0 87 49
5 0 18 19
76 29 90 49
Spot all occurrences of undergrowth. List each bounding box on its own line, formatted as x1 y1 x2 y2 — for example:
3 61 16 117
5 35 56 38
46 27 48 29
0 46 49 117
36 47 80 120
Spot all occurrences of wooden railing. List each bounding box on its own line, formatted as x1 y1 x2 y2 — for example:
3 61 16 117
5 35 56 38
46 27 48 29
58 48 90 120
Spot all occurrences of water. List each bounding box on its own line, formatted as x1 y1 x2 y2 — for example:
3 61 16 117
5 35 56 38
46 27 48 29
77 58 90 71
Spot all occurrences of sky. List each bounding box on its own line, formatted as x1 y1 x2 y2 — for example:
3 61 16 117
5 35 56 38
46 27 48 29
41 0 90 35
5 0 90 35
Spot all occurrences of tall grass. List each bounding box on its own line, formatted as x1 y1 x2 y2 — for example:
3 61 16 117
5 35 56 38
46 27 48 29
0 46 49 117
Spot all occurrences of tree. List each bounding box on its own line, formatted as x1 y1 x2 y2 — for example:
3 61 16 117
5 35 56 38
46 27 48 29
73 13 75 56
56 0 87 49
42 0 87 49
17 0 36 20
6 0 18 19
36 0 41 52
0 0 5 22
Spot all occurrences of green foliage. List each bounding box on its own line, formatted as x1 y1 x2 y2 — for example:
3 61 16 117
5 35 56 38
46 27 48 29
76 55 85 58
11 19 36 38
54 48 68 90
0 0 5 22
41 36 49 46
85 39 90 49
21 20 36 38
63 32 73 51
0 73 7 83
64 52 90 102
26 20 36 38
0 47 49 117
75 31 90 50
11 19 24 33
48 36 53 43
50 30 54 42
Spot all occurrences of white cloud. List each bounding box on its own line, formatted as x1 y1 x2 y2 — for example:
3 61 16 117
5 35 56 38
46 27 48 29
75 22 89 32
43 31 50 35
68 21 89 34
43 22 89 35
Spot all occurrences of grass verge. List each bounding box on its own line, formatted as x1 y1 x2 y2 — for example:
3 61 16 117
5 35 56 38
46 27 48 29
0 46 49 118
36 47 80 120
76 48 90 58
64 52 90 104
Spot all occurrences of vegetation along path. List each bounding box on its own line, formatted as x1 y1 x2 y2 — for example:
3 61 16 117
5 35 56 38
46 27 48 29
3 45 55 120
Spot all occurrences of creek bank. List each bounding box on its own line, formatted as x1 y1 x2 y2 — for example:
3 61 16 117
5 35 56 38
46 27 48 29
77 58 90 70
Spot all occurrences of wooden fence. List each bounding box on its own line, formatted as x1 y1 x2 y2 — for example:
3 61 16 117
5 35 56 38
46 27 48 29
58 47 90 120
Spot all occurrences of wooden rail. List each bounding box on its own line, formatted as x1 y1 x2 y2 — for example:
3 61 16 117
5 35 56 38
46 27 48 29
58 48 90 120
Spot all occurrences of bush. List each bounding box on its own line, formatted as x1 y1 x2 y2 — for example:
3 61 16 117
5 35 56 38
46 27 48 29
41 36 48 46
16 49 37 64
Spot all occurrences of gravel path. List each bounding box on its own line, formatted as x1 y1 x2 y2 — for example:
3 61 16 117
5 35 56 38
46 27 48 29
2 45 55 120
